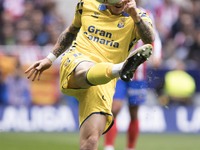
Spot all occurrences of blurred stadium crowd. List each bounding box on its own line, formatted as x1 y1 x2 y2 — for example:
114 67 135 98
0 0 200 107
0 0 66 46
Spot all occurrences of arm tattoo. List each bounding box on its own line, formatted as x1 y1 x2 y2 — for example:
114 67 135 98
52 26 79 57
135 19 155 44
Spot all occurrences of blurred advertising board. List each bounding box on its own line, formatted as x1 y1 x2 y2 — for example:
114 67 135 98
0 105 200 133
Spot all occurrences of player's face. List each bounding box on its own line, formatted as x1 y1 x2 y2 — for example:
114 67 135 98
106 2 126 15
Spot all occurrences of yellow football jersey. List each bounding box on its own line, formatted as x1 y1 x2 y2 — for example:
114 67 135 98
72 0 153 64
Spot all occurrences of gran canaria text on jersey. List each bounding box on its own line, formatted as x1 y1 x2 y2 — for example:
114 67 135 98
83 25 119 48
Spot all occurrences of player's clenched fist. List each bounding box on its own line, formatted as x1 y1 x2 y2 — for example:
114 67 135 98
122 0 137 16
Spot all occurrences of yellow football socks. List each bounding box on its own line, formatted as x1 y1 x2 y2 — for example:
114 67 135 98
86 62 115 85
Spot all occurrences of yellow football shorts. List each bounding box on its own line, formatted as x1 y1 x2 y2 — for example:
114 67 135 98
60 48 115 134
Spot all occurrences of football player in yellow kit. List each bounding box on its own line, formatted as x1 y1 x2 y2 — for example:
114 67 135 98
25 0 154 149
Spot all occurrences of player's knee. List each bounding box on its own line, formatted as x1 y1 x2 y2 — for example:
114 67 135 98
73 61 95 88
87 135 99 146
80 135 99 150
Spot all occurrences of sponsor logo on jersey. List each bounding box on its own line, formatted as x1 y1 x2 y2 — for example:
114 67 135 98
84 25 119 48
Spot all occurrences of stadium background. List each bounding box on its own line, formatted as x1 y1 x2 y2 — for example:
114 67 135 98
0 0 200 150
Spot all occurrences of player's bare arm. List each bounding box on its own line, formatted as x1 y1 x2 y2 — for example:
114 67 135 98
52 25 80 57
25 24 80 81
134 19 154 44
123 0 154 44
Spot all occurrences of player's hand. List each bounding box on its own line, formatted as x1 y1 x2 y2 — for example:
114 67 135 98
122 0 138 17
25 58 52 81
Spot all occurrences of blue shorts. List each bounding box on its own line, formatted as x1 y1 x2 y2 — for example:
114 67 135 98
113 79 147 105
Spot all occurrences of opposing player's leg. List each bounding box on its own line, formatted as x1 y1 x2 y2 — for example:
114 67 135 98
120 44 153 82
80 114 107 150
104 80 127 150
127 105 139 150
126 80 147 150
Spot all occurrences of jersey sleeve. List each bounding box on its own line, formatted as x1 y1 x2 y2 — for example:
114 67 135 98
72 0 84 28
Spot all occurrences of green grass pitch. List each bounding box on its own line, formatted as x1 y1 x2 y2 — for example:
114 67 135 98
0 132 200 150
